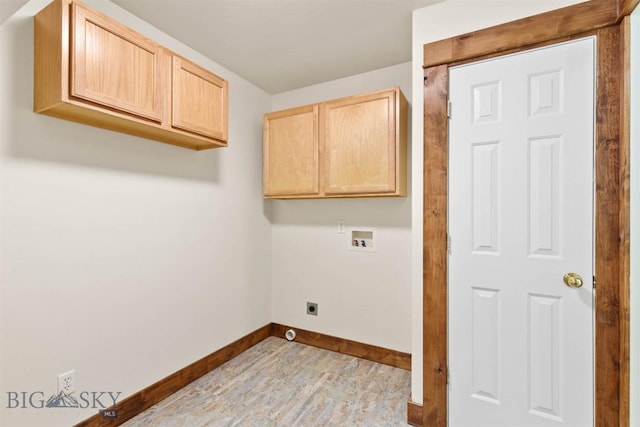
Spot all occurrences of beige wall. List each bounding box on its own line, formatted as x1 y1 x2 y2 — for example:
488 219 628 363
0 1 272 425
270 63 412 352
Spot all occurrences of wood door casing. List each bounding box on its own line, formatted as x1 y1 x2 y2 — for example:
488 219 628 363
619 16 632 425
422 64 449 427
422 2 632 426
422 0 639 68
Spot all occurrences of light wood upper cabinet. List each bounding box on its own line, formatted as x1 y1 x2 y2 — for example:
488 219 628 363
34 0 228 150
263 87 407 199
172 56 228 141
263 105 319 197
70 1 163 123
321 90 400 196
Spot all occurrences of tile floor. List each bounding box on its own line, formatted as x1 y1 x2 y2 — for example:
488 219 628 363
122 337 412 426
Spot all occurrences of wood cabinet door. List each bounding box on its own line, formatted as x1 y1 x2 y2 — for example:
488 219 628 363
321 89 397 195
172 56 228 141
70 2 163 122
263 105 319 197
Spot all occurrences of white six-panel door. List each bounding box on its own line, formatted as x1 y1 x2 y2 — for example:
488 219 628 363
448 38 595 427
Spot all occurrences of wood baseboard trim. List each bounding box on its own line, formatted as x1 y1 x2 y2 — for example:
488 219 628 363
270 323 411 370
75 322 411 426
74 323 272 427
407 400 423 427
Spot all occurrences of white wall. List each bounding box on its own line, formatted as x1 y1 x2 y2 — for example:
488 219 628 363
0 1 272 425
410 0 586 403
270 63 412 352
4 0 620 424
631 7 639 427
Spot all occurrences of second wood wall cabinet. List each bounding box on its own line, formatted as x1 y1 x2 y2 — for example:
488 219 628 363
263 87 408 199
34 0 228 150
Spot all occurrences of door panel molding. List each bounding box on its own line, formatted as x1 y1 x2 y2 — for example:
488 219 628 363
422 6 631 427
446 38 595 426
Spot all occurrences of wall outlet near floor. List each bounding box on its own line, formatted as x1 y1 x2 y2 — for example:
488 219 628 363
58 370 75 395
306 302 318 316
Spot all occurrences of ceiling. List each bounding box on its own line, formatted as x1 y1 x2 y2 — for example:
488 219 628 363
110 0 441 94
1 0 440 93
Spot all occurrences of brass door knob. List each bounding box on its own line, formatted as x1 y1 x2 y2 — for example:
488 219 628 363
563 272 583 288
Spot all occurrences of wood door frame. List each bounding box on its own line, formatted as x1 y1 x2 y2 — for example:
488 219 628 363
422 1 635 426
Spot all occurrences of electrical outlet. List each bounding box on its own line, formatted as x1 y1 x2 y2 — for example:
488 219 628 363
58 370 75 395
307 302 318 316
